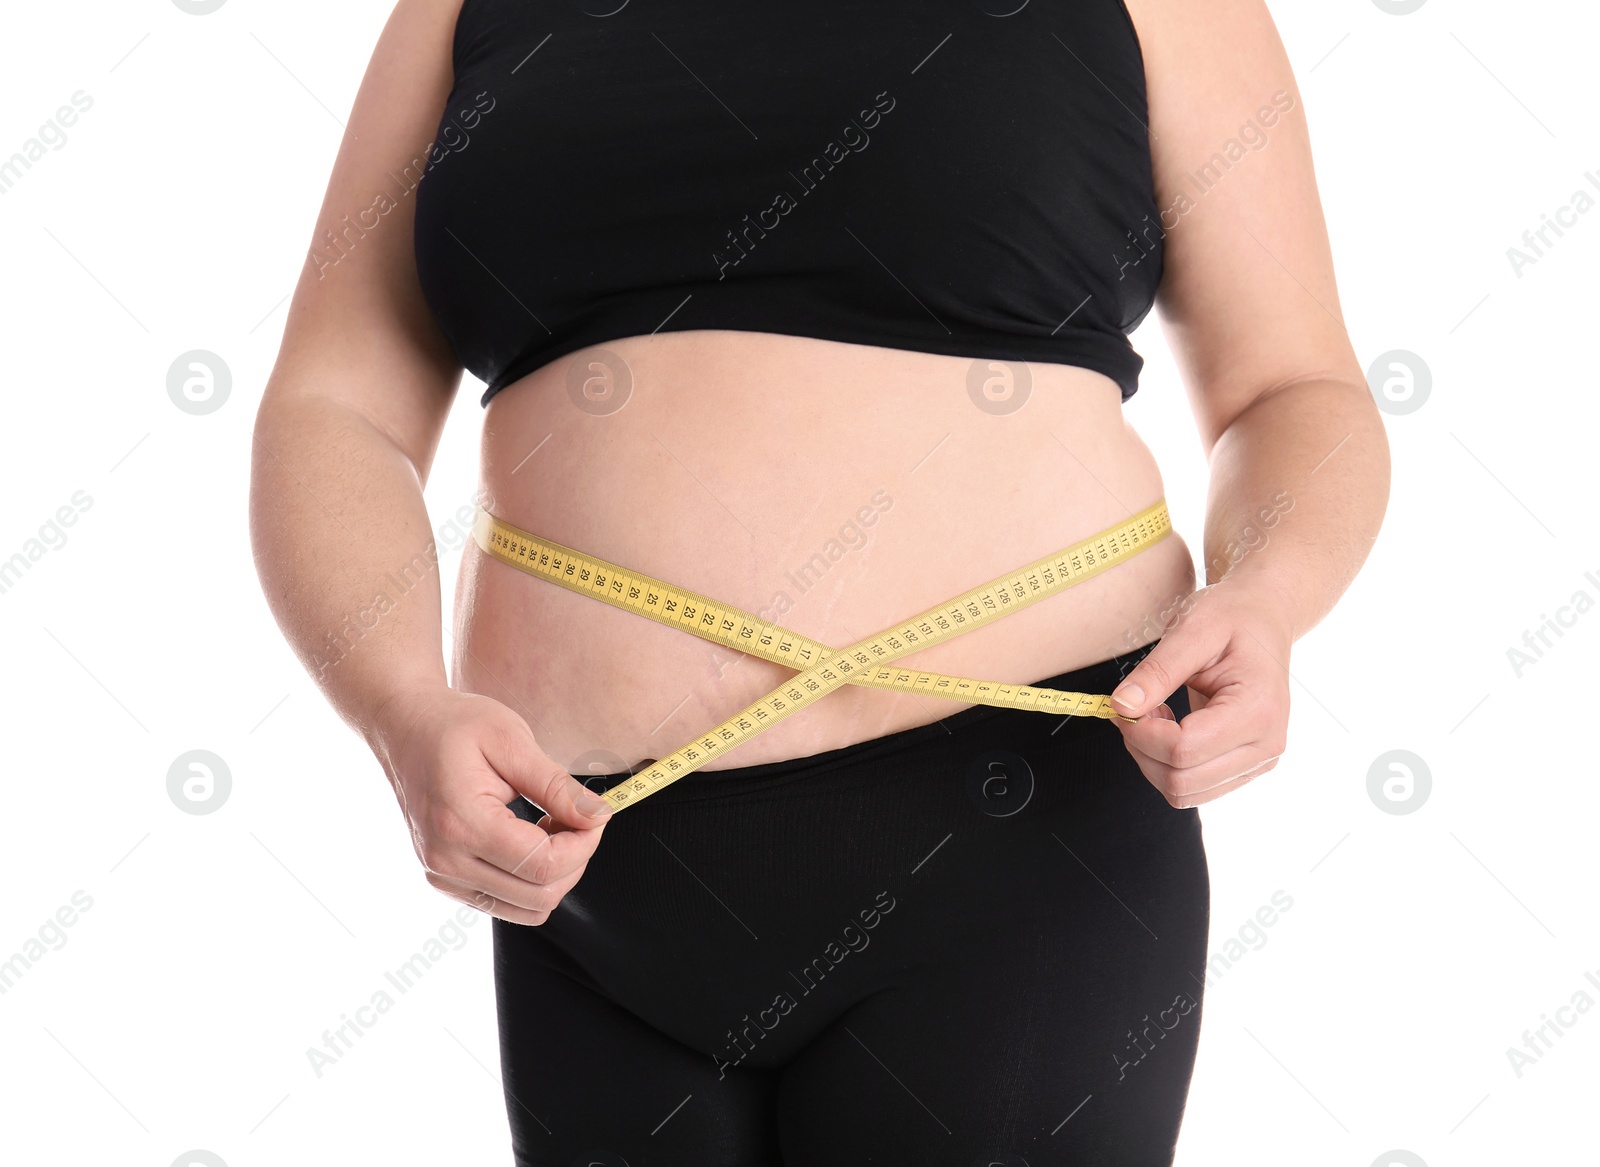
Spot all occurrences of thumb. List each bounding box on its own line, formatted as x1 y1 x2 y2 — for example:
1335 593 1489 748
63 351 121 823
1109 628 1219 720
486 728 614 828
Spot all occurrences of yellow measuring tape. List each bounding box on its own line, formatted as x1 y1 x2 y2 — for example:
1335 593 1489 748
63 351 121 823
472 498 1171 811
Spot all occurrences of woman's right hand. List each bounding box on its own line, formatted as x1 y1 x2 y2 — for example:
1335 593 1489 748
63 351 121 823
368 686 615 925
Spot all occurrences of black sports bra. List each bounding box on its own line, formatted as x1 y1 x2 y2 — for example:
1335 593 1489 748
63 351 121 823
413 0 1162 408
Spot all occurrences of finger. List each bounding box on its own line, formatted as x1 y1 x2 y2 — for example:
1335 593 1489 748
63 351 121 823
1122 730 1257 788
1116 685 1257 770
426 855 588 920
483 724 614 829
1165 755 1281 809
477 795 606 886
1109 628 1227 719
482 896 548 927
441 886 551 928
1130 741 1280 807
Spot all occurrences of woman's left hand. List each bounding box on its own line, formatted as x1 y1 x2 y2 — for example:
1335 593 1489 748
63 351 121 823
1106 577 1294 808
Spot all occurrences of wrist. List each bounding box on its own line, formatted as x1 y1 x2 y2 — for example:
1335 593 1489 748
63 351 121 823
362 678 455 760
1206 569 1302 644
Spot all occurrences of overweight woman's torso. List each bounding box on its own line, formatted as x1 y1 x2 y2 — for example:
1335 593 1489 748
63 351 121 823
452 328 1195 776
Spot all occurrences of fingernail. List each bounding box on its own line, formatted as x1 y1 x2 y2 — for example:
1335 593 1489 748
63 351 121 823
1111 682 1143 710
576 790 611 817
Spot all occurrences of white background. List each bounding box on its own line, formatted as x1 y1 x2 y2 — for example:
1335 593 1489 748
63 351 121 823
1 1 1595 1165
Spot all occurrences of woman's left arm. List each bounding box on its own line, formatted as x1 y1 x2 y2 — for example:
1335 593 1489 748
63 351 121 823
1107 0 1392 806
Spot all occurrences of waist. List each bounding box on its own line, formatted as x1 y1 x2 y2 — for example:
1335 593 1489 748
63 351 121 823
456 332 1196 773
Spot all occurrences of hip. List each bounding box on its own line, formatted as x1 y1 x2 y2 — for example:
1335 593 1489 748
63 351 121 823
499 644 1210 1067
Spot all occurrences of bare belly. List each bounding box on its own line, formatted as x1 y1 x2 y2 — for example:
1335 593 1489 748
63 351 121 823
451 330 1196 777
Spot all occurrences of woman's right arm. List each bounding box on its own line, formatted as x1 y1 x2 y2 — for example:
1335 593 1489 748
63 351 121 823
249 0 612 926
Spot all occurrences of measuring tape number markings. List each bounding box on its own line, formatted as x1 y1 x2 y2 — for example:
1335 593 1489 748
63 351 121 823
471 498 1172 811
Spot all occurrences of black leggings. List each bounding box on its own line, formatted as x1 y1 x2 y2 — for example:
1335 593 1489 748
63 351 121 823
495 641 1210 1166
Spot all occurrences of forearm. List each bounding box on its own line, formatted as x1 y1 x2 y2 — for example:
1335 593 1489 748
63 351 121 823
1199 377 1391 642
249 394 452 753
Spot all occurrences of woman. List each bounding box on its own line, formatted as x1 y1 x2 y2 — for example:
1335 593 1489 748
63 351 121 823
250 0 1389 1162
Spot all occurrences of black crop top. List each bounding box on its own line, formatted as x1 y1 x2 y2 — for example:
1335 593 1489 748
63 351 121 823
413 0 1162 407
